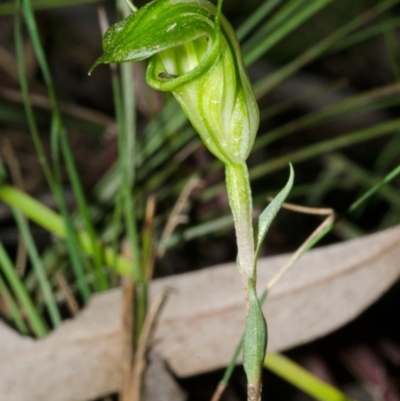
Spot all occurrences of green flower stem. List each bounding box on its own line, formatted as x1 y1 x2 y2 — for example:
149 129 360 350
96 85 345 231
225 162 255 289
226 161 266 400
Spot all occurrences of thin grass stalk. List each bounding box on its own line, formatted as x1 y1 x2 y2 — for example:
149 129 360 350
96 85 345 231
243 0 334 65
328 154 400 209
330 16 400 55
376 15 400 176
0 241 47 337
374 133 400 172
259 79 348 121
59 133 109 291
108 71 123 266
264 354 355 401
114 0 147 344
0 274 29 334
236 0 283 41
242 0 317 53
11 208 62 327
383 11 400 81
0 156 6 180
159 214 234 249
115 1 141 277
109 70 125 264
23 240 66 293
136 126 194 182
141 197 156 281
14 0 55 189
137 100 186 165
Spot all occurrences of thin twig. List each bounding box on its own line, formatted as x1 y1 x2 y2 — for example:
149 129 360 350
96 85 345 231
210 383 226 401
278 200 333 215
128 289 169 401
157 175 202 258
55 272 79 316
143 196 157 281
266 207 335 291
0 88 115 127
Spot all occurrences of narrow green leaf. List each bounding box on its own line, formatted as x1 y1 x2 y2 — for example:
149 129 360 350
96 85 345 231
265 353 355 401
0 241 47 337
243 280 267 388
243 0 334 66
236 0 283 41
255 164 294 261
0 275 29 334
12 209 62 328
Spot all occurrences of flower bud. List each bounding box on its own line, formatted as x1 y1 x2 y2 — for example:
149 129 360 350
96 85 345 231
91 0 259 165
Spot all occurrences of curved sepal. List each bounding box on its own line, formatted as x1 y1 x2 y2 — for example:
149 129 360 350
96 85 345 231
90 0 220 80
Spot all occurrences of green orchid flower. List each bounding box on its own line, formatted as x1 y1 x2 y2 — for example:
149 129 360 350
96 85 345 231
90 0 259 166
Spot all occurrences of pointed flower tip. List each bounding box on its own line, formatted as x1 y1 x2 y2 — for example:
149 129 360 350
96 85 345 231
88 62 99 76
88 56 107 75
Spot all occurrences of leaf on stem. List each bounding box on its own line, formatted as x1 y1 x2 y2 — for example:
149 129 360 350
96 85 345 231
243 279 267 394
254 164 294 262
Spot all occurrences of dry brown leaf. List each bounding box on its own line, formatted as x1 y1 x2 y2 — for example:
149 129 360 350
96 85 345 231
1 225 400 401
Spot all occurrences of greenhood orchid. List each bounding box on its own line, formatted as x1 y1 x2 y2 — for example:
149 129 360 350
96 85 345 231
90 0 259 166
90 1 294 400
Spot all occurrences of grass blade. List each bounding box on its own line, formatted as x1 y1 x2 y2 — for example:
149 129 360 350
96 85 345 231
243 0 334 66
0 274 29 334
12 209 62 327
255 165 294 261
264 353 355 401
0 241 47 337
236 0 283 41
